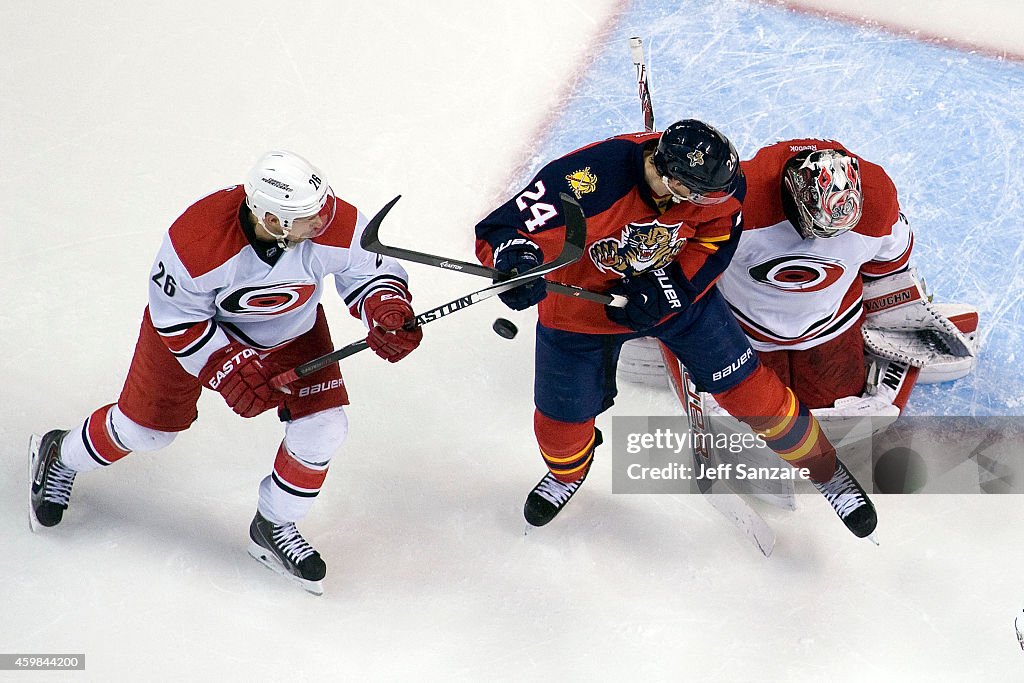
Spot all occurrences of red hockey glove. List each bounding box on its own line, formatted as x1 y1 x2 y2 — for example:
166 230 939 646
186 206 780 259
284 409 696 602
363 290 422 362
199 343 281 418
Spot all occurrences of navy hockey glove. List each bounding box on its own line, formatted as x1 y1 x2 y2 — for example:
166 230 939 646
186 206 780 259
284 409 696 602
605 264 690 331
199 343 281 418
493 238 547 311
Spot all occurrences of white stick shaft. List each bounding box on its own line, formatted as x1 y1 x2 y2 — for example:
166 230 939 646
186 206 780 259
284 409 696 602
628 36 655 132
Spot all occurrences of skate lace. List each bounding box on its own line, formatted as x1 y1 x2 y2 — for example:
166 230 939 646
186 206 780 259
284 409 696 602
271 523 316 563
815 467 865 519
534 474 581 507
45 460 76 506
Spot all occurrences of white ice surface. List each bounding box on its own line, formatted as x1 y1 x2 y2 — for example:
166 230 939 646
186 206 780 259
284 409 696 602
2 1 1024 680
778 0 1024 58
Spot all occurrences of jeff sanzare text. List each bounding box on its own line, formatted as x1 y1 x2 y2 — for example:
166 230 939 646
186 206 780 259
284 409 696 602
626 463 811 481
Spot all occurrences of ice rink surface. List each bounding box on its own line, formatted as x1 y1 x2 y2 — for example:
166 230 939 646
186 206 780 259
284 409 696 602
2 0 1023 680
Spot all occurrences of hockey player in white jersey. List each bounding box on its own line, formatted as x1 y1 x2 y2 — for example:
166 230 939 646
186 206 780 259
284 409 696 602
623 139 978 412
29 151 422 594
716 139 977 411
620 140 978 512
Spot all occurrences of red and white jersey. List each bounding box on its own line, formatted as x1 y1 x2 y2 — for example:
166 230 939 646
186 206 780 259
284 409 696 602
148 185 410 376
716 139 912 351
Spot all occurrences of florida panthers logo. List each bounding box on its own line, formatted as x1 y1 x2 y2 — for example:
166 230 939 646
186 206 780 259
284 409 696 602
565 167 598 199
748 255 846 292
220 282 317 315
589 220 685 276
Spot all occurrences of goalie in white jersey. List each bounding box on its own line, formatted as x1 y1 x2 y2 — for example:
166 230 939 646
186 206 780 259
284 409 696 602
29 151 423 594
716 138 978 412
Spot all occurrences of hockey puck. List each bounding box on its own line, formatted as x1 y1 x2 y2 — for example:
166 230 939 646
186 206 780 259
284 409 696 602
492 318 518 339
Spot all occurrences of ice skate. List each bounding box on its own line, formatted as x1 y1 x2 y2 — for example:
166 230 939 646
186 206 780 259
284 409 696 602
248 511 326 595
524 469 591 527
813 458 878 539
523 429 601 527
29 430 75 531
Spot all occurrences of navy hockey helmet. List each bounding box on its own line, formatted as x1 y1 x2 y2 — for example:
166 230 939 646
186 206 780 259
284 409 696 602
652 119 740 204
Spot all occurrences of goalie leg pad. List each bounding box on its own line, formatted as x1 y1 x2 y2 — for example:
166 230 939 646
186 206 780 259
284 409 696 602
700 394 797 509
617 336 669 387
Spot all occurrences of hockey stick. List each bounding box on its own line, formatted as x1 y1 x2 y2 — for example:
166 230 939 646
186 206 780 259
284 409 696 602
628 36 775 555
269 192 588 390
660 347 777 557
629 37 655 133
360 195 626 308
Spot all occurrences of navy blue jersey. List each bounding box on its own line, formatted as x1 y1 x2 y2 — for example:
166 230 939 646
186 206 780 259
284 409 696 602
476 132 745 333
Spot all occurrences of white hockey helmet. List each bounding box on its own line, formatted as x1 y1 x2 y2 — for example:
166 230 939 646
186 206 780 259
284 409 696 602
244 150 336 244
782 149 863 238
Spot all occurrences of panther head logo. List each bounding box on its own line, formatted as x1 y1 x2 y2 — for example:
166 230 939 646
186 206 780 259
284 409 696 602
589 220 685 276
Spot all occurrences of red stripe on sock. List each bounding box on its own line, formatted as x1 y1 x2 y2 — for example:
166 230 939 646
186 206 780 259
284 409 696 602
86 404 131 465
272 442 328 493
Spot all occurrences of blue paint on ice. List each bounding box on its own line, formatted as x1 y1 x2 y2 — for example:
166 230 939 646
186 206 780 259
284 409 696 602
518 0 1024 416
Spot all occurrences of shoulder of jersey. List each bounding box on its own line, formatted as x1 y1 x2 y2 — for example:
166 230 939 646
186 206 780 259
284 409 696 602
168 185 251 278
739 142 798 229
740 139 899 235
851 158 900 238
311 197 359 249
542 133 655 217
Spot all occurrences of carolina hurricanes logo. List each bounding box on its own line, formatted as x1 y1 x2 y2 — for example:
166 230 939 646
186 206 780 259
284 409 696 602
220 282 317 315
748 255 846 292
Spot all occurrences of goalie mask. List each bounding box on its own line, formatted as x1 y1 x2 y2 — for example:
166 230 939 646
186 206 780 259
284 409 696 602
244 150 337 248
782 149 863 239
652 119 740 205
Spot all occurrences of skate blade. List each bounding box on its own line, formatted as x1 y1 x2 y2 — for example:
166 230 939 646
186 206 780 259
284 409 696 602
865 532 880 546
247 541 324 596
27 434 42 534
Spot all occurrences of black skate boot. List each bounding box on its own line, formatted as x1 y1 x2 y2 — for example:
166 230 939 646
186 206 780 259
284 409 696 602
813 458 878 539
524 428 602 527
29 430 75 530
248 511 327 595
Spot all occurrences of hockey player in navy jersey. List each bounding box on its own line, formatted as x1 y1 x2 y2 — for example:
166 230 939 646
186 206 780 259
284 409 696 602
30 151 423 594
475 120 877 539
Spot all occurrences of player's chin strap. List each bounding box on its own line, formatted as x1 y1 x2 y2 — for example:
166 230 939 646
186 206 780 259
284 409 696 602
861 267 979 384
661 176 687 203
